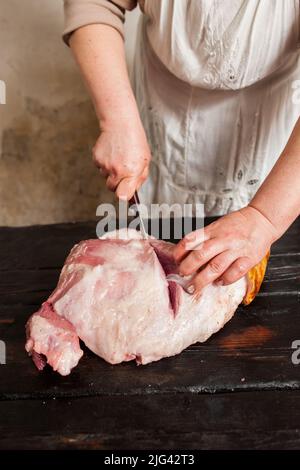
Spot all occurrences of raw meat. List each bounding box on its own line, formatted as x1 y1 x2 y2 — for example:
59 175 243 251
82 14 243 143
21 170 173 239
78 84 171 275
25 229 267 375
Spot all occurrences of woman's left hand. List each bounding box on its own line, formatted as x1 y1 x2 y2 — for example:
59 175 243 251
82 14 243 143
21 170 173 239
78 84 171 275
173 206 278 296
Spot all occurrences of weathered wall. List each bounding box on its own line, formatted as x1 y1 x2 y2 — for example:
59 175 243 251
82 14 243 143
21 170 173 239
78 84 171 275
0 0 140 226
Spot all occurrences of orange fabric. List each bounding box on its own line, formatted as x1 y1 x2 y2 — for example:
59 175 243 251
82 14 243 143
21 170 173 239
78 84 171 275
243 251 270 305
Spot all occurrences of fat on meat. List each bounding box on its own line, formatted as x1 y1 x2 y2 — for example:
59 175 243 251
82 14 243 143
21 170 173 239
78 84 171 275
26 229 248 375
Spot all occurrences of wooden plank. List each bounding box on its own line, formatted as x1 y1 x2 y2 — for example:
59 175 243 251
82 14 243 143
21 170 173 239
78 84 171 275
0 217 298 452
0 391 300 449
258 252 300 297
0 269 60 305
0 217 299 271
0 222 96 271
0 294 299 399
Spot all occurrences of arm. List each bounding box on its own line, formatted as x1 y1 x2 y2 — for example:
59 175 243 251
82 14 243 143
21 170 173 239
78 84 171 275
69 24 151 199
249 117 300 237
174 117 300 296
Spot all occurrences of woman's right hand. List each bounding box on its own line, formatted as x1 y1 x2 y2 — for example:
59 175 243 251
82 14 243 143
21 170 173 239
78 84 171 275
93 119 151 201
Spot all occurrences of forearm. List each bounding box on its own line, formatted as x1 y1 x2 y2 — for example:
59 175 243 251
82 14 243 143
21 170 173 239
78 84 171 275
69 23 141 129
249 117 300 240
69 23 150 200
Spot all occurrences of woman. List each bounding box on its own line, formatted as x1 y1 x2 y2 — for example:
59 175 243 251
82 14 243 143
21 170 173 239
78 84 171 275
63 0 300 295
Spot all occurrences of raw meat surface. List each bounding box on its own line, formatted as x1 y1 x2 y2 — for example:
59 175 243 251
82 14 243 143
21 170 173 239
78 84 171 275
26 229 247 375
25 302 83 376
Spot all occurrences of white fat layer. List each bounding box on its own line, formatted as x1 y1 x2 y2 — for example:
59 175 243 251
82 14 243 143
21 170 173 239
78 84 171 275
52 232 247 365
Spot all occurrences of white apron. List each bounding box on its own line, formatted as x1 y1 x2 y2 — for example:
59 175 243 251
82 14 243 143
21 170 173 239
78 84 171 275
132 0 300 216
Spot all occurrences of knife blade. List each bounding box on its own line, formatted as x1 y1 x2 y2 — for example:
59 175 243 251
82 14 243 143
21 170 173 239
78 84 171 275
132 191 148 239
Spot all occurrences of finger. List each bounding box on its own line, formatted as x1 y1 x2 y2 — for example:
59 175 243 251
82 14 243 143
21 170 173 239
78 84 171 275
99 166 109 177
189 250 238 296
174 227 209 262
106 174 121 192
179 238 228 276
218 256 253 286
116 177 139 201
92 149 103 169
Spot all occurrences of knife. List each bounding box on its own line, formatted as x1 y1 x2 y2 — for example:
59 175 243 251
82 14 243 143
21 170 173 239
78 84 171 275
132 191 148 239
132 193 192 292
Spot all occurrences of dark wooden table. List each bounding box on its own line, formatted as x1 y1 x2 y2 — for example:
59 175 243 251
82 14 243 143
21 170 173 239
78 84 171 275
0 218 299 450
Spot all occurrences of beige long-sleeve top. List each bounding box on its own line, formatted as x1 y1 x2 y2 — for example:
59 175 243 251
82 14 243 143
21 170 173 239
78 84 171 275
63 0 142 43
63 0 300 217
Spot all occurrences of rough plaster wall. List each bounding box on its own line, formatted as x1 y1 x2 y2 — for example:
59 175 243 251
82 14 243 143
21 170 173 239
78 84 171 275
0 0 140 226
